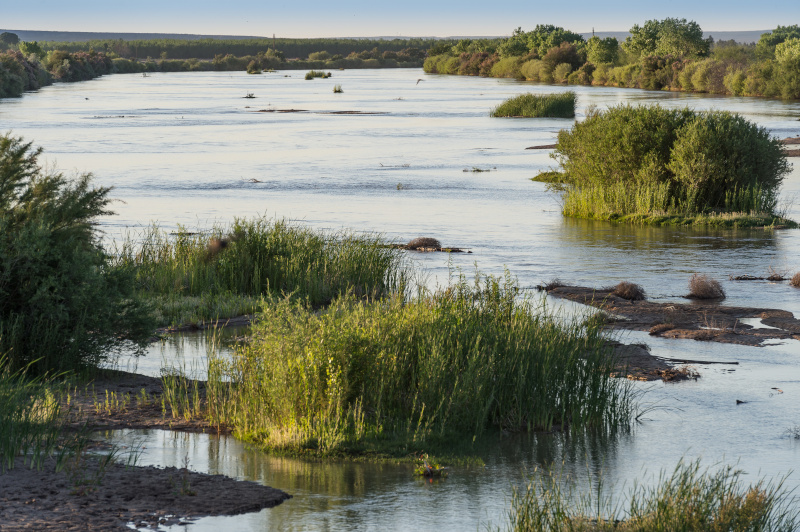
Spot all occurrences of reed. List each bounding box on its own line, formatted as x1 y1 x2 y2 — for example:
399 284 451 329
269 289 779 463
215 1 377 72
305 70 330 80
498 459 799 531
0 360 64 471
113 217 409 324
490 92 576 118
166 270 634 456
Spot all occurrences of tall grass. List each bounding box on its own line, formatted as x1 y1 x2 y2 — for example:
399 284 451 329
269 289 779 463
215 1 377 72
113 217 409 324
0 360 64 471
172 271 633 456
499 459 799 531
491 92 576 118
305 70 330 79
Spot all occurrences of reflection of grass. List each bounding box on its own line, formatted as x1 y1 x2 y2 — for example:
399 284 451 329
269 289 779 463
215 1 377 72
498 459 799 531
166 270 633 458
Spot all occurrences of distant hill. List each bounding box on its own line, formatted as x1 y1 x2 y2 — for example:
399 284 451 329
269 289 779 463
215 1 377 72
580 30 769 44
1 29 772 45
0 30 267 42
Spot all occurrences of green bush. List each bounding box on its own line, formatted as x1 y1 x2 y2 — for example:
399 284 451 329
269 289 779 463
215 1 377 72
553 105 791 223
0 134 155 373
491 91 576 118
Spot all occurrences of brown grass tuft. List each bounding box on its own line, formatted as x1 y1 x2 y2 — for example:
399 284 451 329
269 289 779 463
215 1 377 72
612 281 646 301
687 274 726 300
791 272 800 288
406 237 441 250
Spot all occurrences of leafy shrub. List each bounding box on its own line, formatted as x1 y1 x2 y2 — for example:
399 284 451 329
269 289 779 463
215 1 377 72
553 63 572 82
0 134 155 373
491 91 576 118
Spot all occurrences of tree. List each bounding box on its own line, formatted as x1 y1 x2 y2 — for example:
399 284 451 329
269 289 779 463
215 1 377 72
18 41 44 58
624 18 710 59
526 25 584 56
757 25 800 59
0 133 155 373
586 36 619 65
497 28 530 58
0 32 20 47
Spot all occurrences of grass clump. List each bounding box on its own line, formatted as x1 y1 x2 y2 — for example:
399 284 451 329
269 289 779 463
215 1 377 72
499 459 798 531
186 271 632 457
553 104 794 227
114 218 408 326
0 133 155 374
687 274 726 300
305 70 330 80
333 84 343 93
406 236 441 250
612 281 646 301
790 273 800 288
490 91 576 118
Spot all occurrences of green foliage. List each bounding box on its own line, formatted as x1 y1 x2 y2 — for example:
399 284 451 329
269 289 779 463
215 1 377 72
775 38 800 64
0 134 155 373
18 41 45 58
586 36 619 65
0 51 51 98
757 25 800 59
115 218 409 321
553 105 791 224
0 32 19 47
304 69 330 79
498 459 799 531
490 92 576 118
183 271 632 455
624 18 711 59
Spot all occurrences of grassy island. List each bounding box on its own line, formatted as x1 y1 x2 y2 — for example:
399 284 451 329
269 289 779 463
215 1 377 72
540 104 795 228
490 91 576 118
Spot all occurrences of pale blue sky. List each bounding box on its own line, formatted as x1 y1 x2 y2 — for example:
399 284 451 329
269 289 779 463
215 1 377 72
6 0 799 37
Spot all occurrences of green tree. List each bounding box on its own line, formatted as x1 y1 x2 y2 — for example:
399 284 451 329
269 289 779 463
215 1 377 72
497 28 530 58
624 18 710 59
18 41 44 58
756 25 800 59
0 134 155 373
586 36 619 64
0 32 19 47
526 25 584 56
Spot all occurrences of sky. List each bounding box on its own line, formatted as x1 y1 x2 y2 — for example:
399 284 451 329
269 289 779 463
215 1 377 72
5 0 799 37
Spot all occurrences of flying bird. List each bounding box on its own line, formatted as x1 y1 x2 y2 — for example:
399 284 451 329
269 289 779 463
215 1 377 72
416 79 424 85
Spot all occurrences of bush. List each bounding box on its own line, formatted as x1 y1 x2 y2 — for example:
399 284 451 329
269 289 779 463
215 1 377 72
554 104 791 220
0 134 155 373
612 282 646 301
687 274 725 299
491 91 576 118
791 273 800 288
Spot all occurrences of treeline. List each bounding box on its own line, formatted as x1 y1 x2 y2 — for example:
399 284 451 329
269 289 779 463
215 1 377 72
0 35 434 98
28 37 444 60
424 21 800 100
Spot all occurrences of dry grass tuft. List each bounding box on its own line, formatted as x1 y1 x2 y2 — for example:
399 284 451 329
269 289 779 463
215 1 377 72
612 281 646 301
791 272 800 288
687 274 726 300
649 323 676 336
406 237 441 250
537 278 565 291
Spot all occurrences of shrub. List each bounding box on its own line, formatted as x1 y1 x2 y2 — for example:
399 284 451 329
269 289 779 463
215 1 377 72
612 282 646 301
552 63 572 82
687 274 725 299
554 104 791 221
406 237 441 249
332 84 343 93
790 273 800 288
491 92 576 118
0 134 155 373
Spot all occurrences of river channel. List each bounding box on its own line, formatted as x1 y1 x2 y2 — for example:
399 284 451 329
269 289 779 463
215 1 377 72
2 68 800 530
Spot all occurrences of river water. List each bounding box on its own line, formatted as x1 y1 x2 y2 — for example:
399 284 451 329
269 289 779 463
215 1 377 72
3 68 800 530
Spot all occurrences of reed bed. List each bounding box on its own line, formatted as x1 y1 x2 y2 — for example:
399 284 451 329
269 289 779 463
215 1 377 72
490 92 576 118
305 70 330 80
0 361 64 471
561 182 794 227
166 271 634 456
113 217 409 324
499 459 798 531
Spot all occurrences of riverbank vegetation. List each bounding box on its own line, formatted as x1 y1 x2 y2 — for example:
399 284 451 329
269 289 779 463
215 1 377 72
546 104 795 227
498 460 799 531
164 271 632 457
490 91 576 118
114 220 409 326
0 33 433 98
424 21 800 100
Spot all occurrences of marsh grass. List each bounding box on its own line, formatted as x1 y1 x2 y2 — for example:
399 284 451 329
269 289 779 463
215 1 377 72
491 92 576 118
0 360 64 471
790 273 800 288
687 274 726 300
113 217 408 325
163 271 634 457
305 70 330 80
499 459 799 531
561 182 796 228
333 84 343 93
